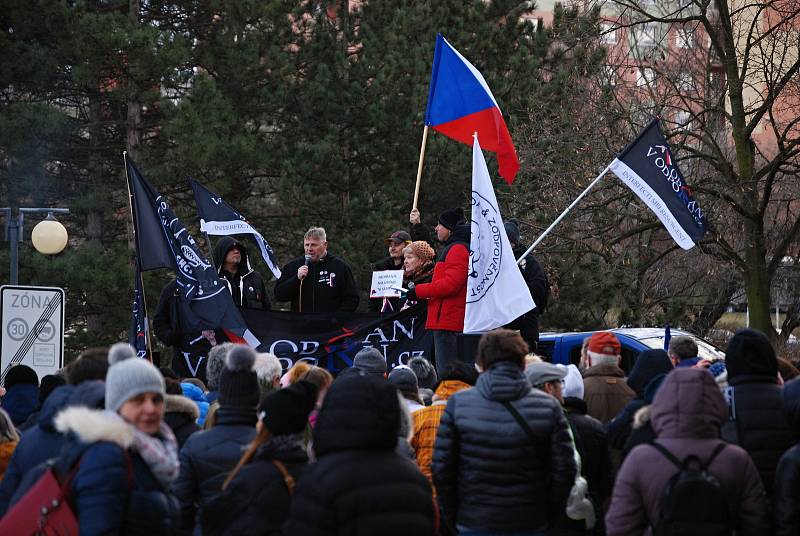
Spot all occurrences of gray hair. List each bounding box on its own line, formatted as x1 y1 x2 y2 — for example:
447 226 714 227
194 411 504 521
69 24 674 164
408 356 438 390
0 408 19 443
206 343 235 391
587 351 618 367
254 352 283 399
304 227 327 242
668 336 698 362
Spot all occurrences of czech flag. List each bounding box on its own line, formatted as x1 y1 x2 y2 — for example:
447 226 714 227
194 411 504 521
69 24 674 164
425 34 520 184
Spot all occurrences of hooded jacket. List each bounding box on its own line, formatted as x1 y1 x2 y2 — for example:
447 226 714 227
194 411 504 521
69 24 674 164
606 349 673 450
284 374 436 536
414 224 470 332
274 253 359 313
180 383 209 427
774 378 800 535
52 407 180 535
213 236 270 310
583 363 635 424
173 406 257 535
164 394 201 449
0 384 74 515
722 329 794 497
432 361 576 533
1 383 39 427
605 368 770 536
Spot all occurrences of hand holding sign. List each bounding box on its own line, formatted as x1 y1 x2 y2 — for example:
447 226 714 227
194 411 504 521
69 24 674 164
370 271 404 299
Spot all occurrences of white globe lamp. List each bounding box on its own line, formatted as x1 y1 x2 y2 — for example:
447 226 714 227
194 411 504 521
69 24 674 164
31 213 68 255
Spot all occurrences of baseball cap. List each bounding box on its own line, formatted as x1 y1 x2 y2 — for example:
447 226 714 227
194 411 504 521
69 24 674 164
588 331 621 356
385 231 412 245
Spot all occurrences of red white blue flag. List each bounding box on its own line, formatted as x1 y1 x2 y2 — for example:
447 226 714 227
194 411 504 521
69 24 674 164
425 34 520 184
608 119 706 249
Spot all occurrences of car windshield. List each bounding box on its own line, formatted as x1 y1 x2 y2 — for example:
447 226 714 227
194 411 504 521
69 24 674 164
637 336 725 361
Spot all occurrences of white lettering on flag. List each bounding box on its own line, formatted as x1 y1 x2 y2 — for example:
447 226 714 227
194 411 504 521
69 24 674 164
464 137 535 333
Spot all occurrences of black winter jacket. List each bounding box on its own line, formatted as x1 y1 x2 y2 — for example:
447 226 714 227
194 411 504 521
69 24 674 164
564 397 614 510
774 378 800 535
274 253 359 312
164 394 201 449
432 361 576 533
722 374 795 496
201 436 308 536
213 236 271 310
173 406 257 535
284 374 436 536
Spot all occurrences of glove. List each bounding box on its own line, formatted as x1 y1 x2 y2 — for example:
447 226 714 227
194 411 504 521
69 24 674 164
405 282 417 302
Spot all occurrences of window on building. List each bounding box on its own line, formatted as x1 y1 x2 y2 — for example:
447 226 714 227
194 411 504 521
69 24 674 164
602 65 617 86
677 71 693 91
636 67 655 87
633 23 658 48
601 22 618 44
675 110 692 130
676 28 694 49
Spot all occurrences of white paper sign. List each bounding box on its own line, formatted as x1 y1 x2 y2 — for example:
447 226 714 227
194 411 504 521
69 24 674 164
370 271 404 299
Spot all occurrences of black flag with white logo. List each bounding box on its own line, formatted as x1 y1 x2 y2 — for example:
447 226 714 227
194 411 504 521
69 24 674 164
125 158 260 346
190 179 281 278
608 118 707 249
129 260 148 358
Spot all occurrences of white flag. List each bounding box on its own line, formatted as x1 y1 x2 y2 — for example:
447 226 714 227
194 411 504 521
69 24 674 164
464 136 535 333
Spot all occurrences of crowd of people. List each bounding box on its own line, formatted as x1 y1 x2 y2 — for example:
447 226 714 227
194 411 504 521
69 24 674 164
0 325 798 535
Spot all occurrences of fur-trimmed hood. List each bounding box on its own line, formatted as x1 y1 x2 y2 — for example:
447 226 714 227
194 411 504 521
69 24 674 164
55 407 136 449
632 404 651 430
165 394 200 420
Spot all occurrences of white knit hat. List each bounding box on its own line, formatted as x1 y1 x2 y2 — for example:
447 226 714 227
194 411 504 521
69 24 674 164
105 343 165 413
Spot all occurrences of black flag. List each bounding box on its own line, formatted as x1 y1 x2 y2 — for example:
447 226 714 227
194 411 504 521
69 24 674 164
129 260 148 358
190 179 281 278
125 157 260 346
608 118 707 249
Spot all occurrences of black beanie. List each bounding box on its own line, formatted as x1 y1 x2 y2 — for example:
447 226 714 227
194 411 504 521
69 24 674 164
438 207 466 231
39 374 67 405
5 364 39 389
504 220 520 246
259 380 318 436
218 345 260 408
725 328 777 380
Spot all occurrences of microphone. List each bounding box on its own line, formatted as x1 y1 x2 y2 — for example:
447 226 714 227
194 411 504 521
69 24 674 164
304 255 312 266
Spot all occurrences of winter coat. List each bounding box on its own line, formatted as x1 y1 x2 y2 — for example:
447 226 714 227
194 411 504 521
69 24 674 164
284 374 436 536
721 374 795 497
773 377 800 535
583 363 635 424
504 246 548 349
605 368 770 536
411 379 471 485
0 441 17 480
164 394 201 449
620 374 668 459
415 225 470 332
563 397 614 512
432 361 576 533
274 253 359 313
606 349 673 450
173 406 257 535
213 236 271 310
0 384 74 515
52 407 180 536
1 383 39 427
180 383 209 427
201 435 308 536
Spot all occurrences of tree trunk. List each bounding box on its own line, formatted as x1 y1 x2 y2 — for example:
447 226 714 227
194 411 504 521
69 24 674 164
743 231 775 340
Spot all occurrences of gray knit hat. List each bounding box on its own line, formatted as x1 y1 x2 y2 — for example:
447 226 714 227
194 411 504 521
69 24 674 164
105 342 165 413
353 347 387 377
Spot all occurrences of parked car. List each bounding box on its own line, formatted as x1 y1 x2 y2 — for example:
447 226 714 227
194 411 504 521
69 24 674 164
537 328 726 373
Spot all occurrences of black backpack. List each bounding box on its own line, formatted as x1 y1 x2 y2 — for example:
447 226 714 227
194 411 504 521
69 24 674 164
650 442 734 536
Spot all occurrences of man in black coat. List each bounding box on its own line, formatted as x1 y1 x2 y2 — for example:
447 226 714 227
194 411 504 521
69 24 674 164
274 226 359 313
775 376 800 535
433 329 576 534
284 373 436 535
213 236 271 310
722 328 795 498
502 220 548 352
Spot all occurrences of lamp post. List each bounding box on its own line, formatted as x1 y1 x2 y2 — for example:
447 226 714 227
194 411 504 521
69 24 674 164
1 207 70 285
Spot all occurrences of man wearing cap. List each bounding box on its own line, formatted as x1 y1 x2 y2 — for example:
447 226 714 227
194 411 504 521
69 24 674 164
407 207 470 373
369 230 413 313
352 347 388 378
582 331 635 424
502 219 548 352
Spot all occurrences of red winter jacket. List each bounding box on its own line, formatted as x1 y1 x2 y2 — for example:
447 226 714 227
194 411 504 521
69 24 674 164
415 232 469 332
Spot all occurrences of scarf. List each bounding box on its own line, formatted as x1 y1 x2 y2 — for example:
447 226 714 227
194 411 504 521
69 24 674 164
109 412 180 489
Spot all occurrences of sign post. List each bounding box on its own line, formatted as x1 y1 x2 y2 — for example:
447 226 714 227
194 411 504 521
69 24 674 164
0 285 65 384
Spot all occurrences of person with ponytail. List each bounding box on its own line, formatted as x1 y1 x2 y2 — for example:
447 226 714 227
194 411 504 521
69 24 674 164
200 380 318 536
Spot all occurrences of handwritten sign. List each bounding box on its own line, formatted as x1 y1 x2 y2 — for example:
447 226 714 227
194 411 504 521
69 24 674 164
370 271 404 299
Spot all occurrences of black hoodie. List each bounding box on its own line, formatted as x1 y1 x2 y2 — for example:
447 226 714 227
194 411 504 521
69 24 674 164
213 236 270 310
273 252 359 313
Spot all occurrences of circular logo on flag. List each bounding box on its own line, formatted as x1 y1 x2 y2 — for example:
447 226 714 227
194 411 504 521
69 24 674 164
467 190 502 303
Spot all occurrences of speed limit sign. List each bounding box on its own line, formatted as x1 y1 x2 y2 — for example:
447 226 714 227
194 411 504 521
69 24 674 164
0 286 65 384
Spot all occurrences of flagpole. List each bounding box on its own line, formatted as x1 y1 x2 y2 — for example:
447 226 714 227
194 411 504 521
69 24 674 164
516 164 612 263
123 151 155 363
412 125 429 210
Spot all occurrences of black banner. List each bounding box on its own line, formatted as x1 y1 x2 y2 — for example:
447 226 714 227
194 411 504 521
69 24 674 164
239 304 433 373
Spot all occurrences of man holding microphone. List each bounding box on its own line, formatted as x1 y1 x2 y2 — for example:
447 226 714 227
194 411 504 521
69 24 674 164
274 227 359 313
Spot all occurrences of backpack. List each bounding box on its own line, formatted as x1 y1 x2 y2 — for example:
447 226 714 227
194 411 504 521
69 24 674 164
650 442 734 536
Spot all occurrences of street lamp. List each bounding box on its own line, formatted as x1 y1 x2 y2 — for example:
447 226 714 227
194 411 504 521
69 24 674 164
1 207 70 285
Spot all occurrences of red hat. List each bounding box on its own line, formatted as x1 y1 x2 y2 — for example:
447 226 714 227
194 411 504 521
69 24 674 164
588 331 621 356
